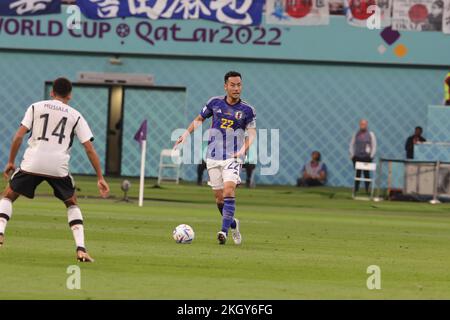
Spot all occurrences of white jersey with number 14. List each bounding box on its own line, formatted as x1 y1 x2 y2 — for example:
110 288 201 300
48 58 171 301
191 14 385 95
19 99 94 177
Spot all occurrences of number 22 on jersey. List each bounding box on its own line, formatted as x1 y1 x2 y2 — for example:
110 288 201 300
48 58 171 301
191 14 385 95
220 118 234 129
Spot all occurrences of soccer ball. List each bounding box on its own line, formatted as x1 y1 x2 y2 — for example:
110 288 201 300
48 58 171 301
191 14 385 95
172 224 195 244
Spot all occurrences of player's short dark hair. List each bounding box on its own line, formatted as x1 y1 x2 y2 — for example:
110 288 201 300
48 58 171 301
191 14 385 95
224 71 242 83
415 126 423 131
52 77 72 98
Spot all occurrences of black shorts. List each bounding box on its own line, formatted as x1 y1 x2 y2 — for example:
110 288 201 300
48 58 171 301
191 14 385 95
9 170 76 201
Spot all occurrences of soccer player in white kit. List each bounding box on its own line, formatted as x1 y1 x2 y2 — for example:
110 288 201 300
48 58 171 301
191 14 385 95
0 78 110 262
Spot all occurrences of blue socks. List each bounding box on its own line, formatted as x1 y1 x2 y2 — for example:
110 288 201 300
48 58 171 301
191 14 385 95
221 197 236 234
217 202 236 230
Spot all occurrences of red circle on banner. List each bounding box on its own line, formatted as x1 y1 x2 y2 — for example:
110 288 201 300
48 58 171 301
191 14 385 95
408 4 428 23
286 0 313 18
349 0 377 20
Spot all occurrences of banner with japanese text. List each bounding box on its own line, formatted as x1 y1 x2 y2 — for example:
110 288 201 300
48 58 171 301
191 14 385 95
0 6 449 66
76 0 264 26
0 0 60 16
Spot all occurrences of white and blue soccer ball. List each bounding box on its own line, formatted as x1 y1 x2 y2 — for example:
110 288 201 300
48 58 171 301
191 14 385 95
172 224 195 244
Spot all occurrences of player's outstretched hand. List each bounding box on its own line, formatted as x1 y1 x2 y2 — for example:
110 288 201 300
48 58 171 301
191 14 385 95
3 162 15 181
173 135 184 149
97 178 110 198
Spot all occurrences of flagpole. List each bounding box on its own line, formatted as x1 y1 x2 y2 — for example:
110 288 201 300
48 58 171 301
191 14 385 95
138 140 146 207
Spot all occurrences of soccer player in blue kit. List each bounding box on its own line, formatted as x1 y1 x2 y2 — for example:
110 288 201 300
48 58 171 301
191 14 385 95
174 71 257 245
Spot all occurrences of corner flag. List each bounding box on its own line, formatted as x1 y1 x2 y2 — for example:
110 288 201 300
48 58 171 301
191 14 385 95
134 120 147 144
135 120 147 207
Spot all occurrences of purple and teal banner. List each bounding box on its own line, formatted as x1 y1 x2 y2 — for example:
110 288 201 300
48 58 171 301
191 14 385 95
0 5 449 66
76 0 264 26
0 0 60 16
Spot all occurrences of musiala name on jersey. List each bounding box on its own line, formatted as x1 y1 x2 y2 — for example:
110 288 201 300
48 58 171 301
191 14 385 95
44 103 69 113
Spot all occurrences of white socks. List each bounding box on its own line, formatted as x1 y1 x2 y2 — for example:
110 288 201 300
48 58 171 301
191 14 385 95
0 198 13 235
0 201 87 250
68 206 85 250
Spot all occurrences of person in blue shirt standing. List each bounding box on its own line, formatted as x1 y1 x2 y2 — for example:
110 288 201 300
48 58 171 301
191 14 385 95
174 71 257 245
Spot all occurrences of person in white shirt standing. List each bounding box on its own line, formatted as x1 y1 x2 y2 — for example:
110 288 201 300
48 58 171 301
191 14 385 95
0 77 110 262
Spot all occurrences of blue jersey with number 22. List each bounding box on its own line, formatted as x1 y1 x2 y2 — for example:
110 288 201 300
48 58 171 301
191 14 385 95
200 95 256 161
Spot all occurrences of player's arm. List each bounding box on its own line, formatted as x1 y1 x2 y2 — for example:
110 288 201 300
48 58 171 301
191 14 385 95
235 127 257 159
234 106 257 159
82 140 110 198
174 114 205 148
3 125 29 180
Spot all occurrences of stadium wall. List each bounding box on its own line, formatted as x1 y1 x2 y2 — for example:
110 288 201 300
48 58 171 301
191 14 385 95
0 49 446 186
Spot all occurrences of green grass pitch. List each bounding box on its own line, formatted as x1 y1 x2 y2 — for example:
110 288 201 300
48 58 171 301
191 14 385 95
0 176 449 299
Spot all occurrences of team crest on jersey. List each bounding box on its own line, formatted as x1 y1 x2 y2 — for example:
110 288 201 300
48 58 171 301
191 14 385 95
235 111 243 120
